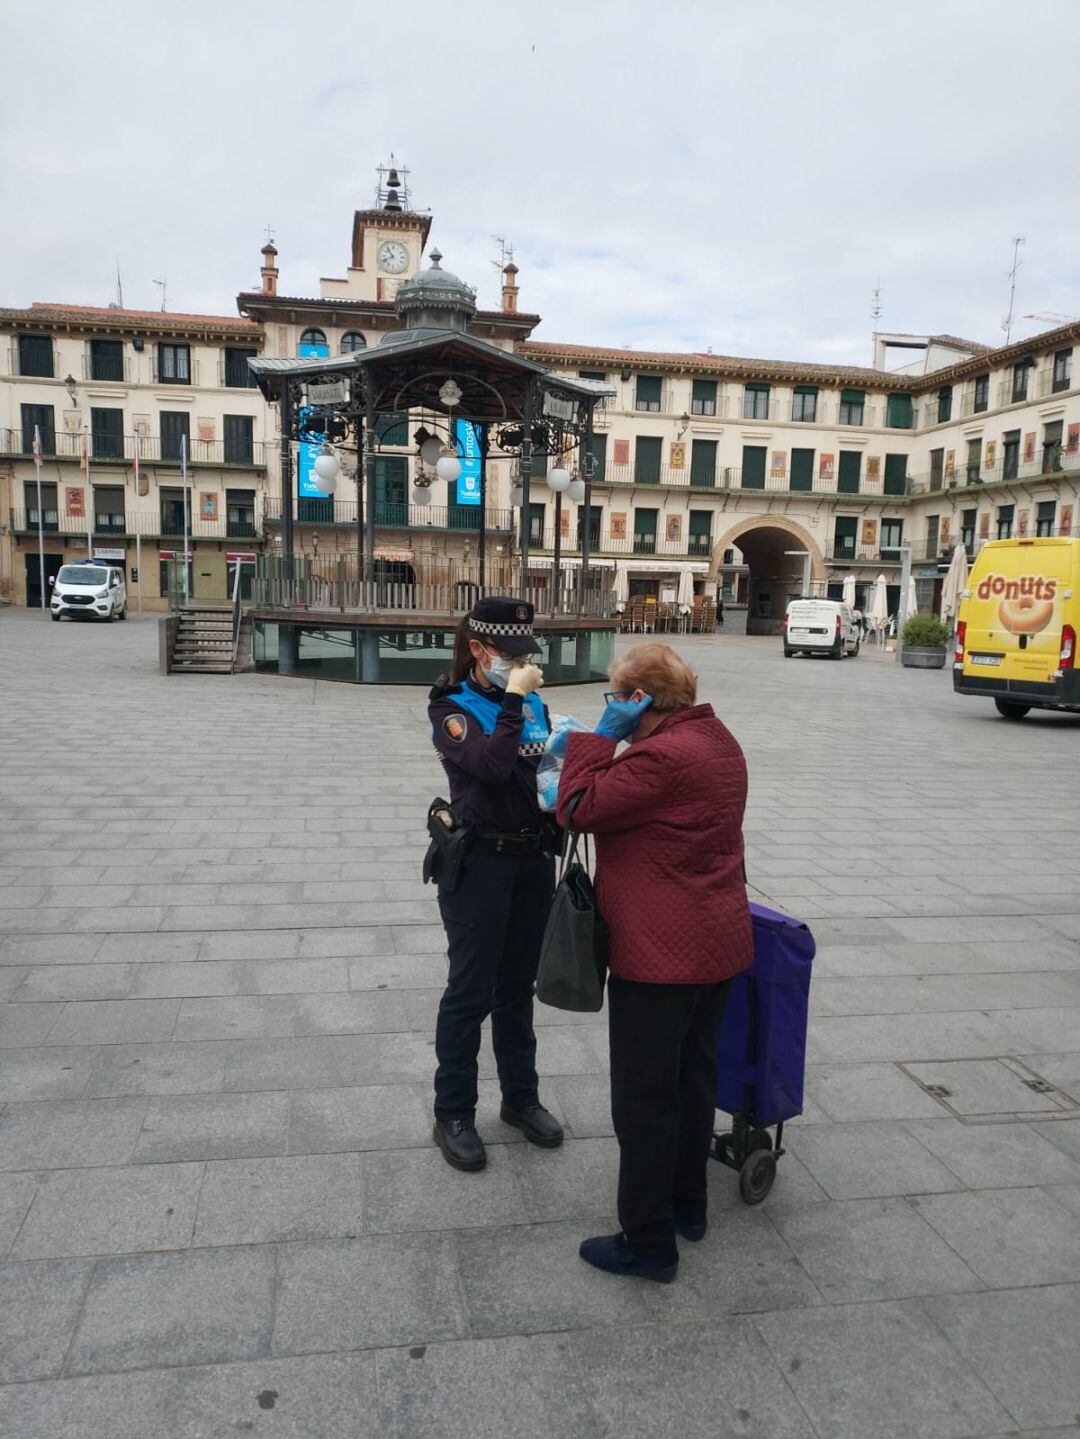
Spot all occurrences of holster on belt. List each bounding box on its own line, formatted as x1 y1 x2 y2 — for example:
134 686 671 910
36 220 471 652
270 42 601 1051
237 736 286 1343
422 798 472 893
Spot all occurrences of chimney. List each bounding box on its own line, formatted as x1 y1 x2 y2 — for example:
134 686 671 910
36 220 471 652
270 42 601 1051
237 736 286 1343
260 241 279 297
501 260 519 314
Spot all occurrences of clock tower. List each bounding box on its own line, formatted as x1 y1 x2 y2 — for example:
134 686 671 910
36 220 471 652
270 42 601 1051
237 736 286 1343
319 160 432 304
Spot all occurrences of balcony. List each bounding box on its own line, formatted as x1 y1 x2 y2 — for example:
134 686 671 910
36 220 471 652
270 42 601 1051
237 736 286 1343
740 395 779 423
632 389 673 414
261 499 515 533
528 529 713 562
0 429 268 468
8 507 266 542
907 447 1080 495
826 544 905 565
1037 366 1073 397
82 354 133 384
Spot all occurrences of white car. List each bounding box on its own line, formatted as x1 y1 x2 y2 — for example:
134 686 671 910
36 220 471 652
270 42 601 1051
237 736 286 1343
51 563 127 622
784 598 860 659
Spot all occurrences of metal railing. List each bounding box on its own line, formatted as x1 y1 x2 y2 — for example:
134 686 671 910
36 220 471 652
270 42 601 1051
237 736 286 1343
907 448 1080 495
260 499 515 531
530 528 715 560
632 389 673 414
218 358 260 389
152 357 201 386
0 429 268 467
81 354 132 383
1037 367 1074 397
10 507 264 541
826 544 906 565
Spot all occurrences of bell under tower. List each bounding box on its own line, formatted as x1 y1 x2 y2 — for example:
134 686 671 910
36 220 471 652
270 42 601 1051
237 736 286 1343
320 157 432 303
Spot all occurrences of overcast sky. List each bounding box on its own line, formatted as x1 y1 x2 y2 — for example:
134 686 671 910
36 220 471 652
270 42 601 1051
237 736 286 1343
2 0 1077 366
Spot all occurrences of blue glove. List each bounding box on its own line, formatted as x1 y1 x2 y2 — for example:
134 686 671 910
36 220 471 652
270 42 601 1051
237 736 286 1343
595 695 653 741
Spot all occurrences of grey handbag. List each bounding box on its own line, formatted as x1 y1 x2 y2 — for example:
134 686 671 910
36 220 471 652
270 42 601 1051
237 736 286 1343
535 797 609 1013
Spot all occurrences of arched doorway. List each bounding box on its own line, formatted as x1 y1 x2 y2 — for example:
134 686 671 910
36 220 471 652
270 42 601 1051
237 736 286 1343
712 518 826 636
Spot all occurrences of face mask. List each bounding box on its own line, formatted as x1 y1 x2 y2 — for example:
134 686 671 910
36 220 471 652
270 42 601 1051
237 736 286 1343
481 648 518 689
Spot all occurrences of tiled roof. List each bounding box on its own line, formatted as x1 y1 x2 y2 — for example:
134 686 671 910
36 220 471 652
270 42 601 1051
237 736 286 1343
519 340 909 388
237 292 540 326
0 302 260 335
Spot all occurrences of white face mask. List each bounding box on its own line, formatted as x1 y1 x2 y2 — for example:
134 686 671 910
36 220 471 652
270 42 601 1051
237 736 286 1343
481 648 518 688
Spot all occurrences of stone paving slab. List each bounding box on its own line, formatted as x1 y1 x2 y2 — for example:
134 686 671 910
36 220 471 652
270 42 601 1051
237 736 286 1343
2 613 1080 1437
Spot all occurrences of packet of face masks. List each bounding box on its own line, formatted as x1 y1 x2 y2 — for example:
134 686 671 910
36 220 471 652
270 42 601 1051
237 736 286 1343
536 713 592 812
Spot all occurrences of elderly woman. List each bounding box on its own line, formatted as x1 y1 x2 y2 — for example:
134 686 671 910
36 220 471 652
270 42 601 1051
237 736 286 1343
556 642 752 1283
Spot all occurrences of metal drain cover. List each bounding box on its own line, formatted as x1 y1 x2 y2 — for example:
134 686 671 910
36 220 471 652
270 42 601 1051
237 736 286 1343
900 1058 1079 1124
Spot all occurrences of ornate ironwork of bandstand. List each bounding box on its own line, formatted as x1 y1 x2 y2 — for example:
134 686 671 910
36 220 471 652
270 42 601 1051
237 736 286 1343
247 254 617 683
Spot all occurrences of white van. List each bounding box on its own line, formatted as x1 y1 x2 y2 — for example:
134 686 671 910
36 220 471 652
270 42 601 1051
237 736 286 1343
784 598 860 659
51 563 127 622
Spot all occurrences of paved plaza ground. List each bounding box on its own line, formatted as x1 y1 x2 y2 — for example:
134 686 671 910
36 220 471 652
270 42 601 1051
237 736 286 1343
1 608 1079 1439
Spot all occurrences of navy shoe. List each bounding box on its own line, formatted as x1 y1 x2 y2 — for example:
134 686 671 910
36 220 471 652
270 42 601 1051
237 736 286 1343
579 1233 678 1284
673 1209 707 1242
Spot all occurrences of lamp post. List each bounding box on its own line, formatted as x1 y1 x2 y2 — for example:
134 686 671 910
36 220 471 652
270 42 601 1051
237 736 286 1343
547 462 571 614
64 373 93 562
895 544 913 664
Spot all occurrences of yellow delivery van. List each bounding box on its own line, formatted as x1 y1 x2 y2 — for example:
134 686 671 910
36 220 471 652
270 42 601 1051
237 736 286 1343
954 536 1079 719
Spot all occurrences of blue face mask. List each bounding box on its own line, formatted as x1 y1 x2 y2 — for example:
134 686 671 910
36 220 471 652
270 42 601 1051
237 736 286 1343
481 648 517 689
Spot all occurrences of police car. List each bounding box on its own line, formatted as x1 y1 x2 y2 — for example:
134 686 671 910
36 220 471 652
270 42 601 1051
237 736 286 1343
51 561 128 622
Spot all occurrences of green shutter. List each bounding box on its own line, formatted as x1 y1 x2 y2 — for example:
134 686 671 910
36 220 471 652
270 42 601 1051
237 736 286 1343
886 394 912 429
634 507 657 535
790 448 814 491
841 388 864 405
375 457 407 523
635 436 662 484
883 454 908 495
376 412 408 446
690 439 716 487
635 376 662 409
583 432 607 484
838 451 861 493
741 445 766 489
833 515 858 558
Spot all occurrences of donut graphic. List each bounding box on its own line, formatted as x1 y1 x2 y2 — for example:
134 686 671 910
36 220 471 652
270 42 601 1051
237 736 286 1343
998 594 1054 635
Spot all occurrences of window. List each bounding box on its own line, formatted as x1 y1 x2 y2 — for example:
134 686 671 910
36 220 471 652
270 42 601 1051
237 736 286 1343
883 453 908 496
966 438 982 484
90 339 124 382
925 515 940 557
376 412 408 447
688 511 712 556
1053 348 1072 393
791 385 817 422
996 504 1014 540
374 457 408 524
90 407 124 461
157 343 191 384
340 332 366 353
635 375 662 411
833 516 857 560
790 448 814 491
1042 420 1063 475
224 346 258 387
223 415 254 465
929 449 945 491
937 386 952 424
226 488 256 538
743 383 770 420
159 486 192 534
885 393 912 429
160 411 190 463
635 435 662 484
1011 359 1032 403
690 439 716 487
18 334 53 377
577 504 602 551
880 518 903 560
299 328 328 352
838 451 861 494
741 445 766 489
973 374 989 412
633 507 657 554
1002 430 1020 480
961 509 977 554
24 481 58 530
21 403 55 456
584 432 607 483
1036 500 1056 538
527 503 546 547
691 379 717 415
93 485 125 533
838 388 865 425
578 369 606 381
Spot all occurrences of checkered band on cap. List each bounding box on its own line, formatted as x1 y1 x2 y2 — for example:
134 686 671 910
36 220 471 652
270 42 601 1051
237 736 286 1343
468 618 535 637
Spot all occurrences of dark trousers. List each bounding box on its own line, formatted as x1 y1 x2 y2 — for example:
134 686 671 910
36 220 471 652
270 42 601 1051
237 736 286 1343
434 848 556 1121
608 975 732 1261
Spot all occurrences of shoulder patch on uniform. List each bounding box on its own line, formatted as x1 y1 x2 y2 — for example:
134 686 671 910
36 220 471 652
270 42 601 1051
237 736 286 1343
443 713 468 744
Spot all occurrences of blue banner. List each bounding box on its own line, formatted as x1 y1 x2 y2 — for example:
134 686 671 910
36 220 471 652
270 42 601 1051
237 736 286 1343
297 339 330 499
456 419 482 506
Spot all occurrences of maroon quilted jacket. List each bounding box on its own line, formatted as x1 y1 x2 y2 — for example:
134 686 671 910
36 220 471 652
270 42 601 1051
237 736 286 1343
556 704 753 985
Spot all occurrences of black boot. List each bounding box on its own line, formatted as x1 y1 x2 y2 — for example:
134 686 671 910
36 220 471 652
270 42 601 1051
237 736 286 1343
433 1118 487 1172
499 1102 564 1148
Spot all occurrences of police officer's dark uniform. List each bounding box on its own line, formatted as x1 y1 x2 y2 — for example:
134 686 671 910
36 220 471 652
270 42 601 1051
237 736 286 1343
427 597 564 1171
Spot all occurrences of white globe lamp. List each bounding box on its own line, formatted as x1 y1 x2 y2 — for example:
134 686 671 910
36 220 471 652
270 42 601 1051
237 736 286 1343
547 465 571 492
313 451 340 496
567 476 586 503
412 484 432 505
419 437 443 468
436 453 462 483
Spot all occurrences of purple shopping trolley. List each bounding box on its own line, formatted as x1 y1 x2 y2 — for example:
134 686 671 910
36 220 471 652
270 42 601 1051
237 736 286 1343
711 901 815 1204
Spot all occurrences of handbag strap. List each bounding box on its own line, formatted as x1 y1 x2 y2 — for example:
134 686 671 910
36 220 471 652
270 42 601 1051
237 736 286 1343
559 791 591 879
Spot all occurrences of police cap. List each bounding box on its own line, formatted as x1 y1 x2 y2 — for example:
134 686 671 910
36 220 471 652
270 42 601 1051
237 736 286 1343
466 595 541 656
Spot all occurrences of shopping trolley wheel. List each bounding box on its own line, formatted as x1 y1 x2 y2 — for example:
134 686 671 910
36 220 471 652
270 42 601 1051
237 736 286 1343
748 1128 773 1155
739 1149 777 1205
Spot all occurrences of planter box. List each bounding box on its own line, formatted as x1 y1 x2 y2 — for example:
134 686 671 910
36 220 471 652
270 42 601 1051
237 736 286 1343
902 645 947 670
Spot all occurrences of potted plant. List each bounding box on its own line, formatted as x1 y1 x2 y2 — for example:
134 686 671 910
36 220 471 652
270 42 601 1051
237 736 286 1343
901 613 950 669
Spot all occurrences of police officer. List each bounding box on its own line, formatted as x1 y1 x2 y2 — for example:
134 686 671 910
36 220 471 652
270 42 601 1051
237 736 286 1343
427 596 564 1171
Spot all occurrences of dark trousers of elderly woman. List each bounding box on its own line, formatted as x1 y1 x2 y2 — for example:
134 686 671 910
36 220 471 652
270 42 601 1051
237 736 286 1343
608 975 732 1261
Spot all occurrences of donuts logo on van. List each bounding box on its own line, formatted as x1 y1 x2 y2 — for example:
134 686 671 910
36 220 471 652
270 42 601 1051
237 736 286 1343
975 573 1058 635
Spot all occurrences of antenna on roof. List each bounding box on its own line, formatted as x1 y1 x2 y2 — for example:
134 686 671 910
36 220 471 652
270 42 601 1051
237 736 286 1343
153 277 167 312
491 235 515 272
115 258 124 310
1002 236 1024 343
871 278 883 365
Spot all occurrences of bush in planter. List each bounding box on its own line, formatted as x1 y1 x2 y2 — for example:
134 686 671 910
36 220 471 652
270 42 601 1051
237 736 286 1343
902 614 950 648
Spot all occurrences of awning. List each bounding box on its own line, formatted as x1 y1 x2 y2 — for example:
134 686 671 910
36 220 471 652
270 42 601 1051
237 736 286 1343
374 547 414 563
624 559 710 575
525 555 616 568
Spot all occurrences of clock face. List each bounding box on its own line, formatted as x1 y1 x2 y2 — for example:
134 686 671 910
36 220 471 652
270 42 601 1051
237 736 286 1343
378 240 408 274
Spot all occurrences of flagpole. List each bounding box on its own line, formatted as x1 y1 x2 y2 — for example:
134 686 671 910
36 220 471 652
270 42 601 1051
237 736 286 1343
33 425 46 611
84 425 93 561
133 434 143 615
181 432 190 604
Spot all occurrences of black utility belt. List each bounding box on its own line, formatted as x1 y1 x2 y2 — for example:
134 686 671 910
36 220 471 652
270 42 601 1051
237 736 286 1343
472 828 554 856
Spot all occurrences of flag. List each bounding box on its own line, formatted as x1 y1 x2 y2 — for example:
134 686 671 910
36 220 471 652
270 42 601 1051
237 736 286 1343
32 424 43 466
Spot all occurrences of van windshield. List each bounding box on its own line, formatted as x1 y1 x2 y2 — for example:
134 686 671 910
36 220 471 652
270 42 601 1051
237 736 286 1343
57 566 108 586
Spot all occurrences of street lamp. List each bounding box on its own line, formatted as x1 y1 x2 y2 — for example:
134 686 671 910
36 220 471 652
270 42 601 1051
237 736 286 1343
313 448 340 496
547 462 573 614
64 373 78 407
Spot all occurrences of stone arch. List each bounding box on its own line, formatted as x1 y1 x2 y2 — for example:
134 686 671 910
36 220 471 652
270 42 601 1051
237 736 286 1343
710 515 828 635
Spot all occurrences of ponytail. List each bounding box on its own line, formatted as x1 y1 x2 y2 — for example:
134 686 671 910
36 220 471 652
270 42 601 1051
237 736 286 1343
449 618 475 685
